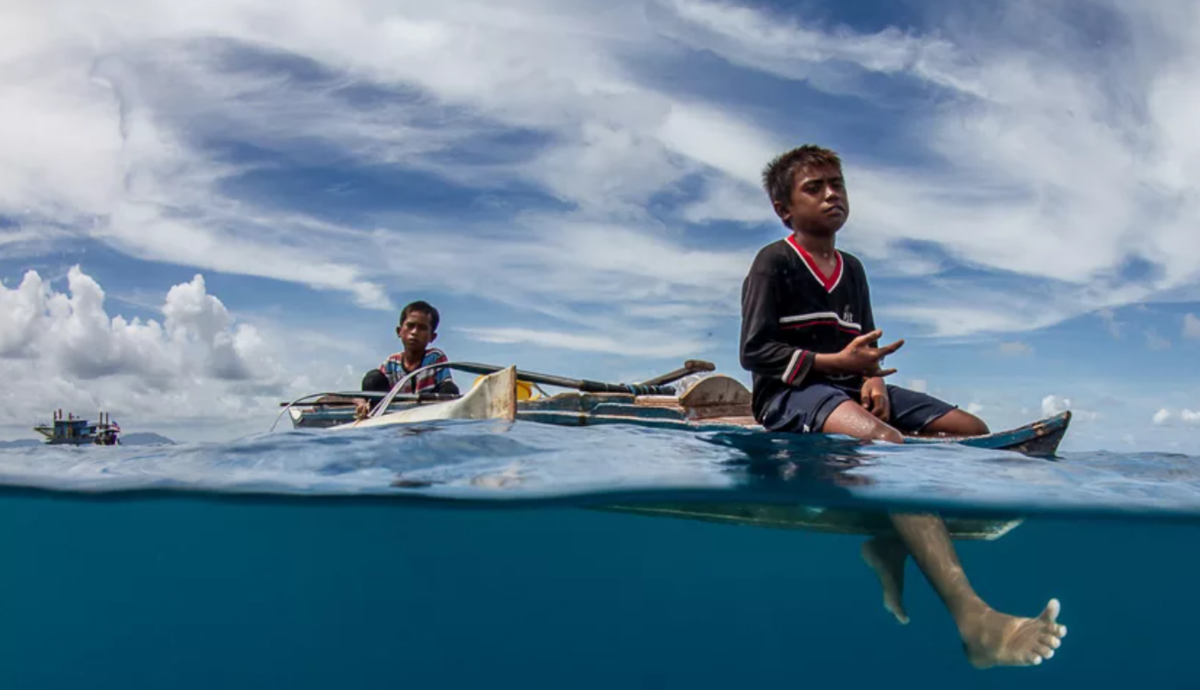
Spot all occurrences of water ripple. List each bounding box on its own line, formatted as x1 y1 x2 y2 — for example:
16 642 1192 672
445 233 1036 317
0 421 1198 517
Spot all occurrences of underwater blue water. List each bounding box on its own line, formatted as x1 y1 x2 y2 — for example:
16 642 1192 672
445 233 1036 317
1 422 1198 689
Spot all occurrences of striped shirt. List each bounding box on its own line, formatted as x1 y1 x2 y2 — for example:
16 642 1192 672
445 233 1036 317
740 236 876 421
379 348 454 394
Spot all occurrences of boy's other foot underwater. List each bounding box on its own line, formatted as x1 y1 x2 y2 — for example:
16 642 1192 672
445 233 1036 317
861 537 909 625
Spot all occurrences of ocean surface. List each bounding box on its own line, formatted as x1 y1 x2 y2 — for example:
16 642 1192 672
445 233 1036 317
1 421 1198 688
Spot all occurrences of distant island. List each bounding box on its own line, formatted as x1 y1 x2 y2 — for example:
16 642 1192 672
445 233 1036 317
0 432 177 448
119 432 177 446
0 439 40 449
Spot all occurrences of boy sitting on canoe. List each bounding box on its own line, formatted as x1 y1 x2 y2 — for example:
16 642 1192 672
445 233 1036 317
354 300 460 420
741 145 1066 669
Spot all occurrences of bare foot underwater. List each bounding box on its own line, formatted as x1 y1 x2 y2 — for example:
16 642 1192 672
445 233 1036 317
861 537 909 625
861 532 1066 669
959 599 1066 669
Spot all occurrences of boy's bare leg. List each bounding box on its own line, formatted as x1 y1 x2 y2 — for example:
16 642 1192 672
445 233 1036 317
858 407 989 622
859 406 990 623
823 401 1066 668
859 535 909 623
913 408 990 437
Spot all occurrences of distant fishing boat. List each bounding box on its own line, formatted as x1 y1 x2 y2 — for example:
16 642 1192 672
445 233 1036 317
33 410 122 446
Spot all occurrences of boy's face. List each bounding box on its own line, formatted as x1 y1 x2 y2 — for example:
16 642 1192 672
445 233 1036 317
396 310 436 352
775 163 849 235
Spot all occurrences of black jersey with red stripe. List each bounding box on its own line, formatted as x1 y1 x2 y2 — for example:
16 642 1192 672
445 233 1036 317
739 235 877 421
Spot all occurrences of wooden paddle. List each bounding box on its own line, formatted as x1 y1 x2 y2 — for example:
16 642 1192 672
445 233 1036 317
280 393 460 407
448 362 678 395
280 361 682 410
636 359 715 387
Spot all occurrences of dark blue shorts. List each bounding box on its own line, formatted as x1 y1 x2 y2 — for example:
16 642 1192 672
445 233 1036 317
760 383 956 435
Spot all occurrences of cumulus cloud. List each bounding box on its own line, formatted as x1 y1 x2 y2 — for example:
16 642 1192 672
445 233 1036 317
1042 395 1071 417
0 266 329 438
908 379 928 393
1041 394 1100 421
1153 408 1171 426
0 267 267 381
1183 410 1200 424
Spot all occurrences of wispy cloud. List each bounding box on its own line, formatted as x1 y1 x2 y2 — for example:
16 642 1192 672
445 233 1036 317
646 0 1200 335
1185 313 1200 340
1097 309 1123 338
7 0 1200 343
1145 329 1172 350
998 341 1033 356
460 327 707 358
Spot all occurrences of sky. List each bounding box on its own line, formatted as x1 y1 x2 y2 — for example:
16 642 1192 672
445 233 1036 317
1 0 1198 450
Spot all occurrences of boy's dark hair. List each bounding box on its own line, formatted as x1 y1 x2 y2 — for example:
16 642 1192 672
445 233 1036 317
761 145 843 208
399 300 440 331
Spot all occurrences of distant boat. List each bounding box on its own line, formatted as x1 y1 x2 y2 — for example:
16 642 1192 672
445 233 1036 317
33 410 121 446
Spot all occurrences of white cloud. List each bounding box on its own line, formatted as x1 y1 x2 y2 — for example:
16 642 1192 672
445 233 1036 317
1153 408 1172 426
0 267 266 382
1097 309 1122 338
1042 395 1071 417
908 379 928 393
1183 409 1200 424
645 0 1200 336
0 28 393 309
1145 329 1172 350
1041 394 1101 422
1185 313 1200 339
0 266 349 440
371 217 750 348
998 341 1033 356
0 0 773 343
966 402 984 416
0 0 1199 357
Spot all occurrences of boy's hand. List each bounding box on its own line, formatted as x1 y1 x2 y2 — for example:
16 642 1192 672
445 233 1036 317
353 399 371 421
861 377 890 422
823 329 903 377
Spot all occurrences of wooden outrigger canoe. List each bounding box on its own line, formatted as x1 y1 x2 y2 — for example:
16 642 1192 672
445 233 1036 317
281 365 1072 541
288 371 1070 457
